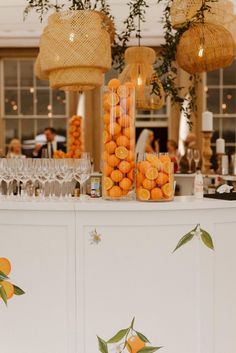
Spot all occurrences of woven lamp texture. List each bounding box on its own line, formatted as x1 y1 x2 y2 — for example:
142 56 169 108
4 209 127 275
34 55 48 81
176 22 235 74
119 47 165 110
38 10 112 91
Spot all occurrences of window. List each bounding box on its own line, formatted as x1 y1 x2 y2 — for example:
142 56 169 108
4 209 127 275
205 60 236 155
1 58 69 155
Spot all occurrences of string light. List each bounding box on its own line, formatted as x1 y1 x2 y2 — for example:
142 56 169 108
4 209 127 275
69 32 75 42
198 45 204 58
30 87 34 93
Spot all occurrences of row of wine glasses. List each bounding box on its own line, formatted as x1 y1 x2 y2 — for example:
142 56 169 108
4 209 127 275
0 156 91 200
186 148 201 173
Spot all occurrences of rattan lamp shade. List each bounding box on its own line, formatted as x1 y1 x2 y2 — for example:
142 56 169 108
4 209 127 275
119 47 165 110
37 10 112 91
176 23 235 74
34 55 48 81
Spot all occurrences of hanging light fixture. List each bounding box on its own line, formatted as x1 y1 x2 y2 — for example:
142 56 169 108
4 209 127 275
119 18 165 110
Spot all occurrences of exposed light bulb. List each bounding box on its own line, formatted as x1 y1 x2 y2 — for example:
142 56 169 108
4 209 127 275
198 45 204 58
137 75 143 86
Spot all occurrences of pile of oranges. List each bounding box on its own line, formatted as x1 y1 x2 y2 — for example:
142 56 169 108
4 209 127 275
136 153 174 201
68 115 84 158
102 79 136 199
0 258 15 301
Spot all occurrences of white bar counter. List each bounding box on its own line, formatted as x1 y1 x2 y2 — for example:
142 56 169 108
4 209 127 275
0 196 236 353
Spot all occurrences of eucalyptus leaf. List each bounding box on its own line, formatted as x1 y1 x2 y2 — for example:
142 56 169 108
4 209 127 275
0 270 8 280
130 316 135 329
135 331 150 343
97 336 108 353
108 328 130 343
200 229 214 250
0 285 8 306
13 285 25 296
137 346 163 353
173 232 194 252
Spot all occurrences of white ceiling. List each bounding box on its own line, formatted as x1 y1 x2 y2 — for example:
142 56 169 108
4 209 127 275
0 0 235 47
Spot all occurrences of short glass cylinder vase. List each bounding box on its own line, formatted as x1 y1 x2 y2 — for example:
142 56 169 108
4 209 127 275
102 79 136 200
136 153 174 202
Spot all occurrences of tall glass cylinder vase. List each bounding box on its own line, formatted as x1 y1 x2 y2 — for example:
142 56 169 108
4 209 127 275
102 79 135 200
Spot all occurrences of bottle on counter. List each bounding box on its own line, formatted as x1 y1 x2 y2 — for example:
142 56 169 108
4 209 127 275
194 169 204 199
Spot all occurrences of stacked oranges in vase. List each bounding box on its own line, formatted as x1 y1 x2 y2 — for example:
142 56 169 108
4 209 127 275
68 115 84 158
102 79 135 200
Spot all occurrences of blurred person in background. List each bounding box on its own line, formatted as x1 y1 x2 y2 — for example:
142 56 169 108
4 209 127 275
136 129 160 156
33 127 66 158
167 139 178 173
7 139 25 158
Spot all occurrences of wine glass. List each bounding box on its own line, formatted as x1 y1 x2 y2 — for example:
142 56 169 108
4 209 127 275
193 149 200 171
186 148 193 174
175 151 182 174
2 159 14 198
74 158 91 200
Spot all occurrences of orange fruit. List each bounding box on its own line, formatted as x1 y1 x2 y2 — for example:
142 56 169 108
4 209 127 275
115 146 129 160
116 135 129 147
103 131 111 144
127 168 134 181
117 85 130 98
145 167 158 181
103 99 110 112
0 258 11 276
136 172 145 187
159 154 171 163
118 114 131 128
73 131 80 138
111 105 121 118
122 189 129 196
107 93 119 106
156 172 169 186
105 141 117 154
111 169 123 183
125 81 135 90
123 127 135 140
146 153 161 169
69 125 76 133
103 177 114 191
102 150 109 162
119 177 132 191
108 78 121 91
109 186 122 198
151 187 163 200
126 150 135 162
137 188 151 201
103 113 110 125
142 178 156 190
118 161 131 174
0 281 14 300
103 164 113 177
107 154 120 167
138 161 151 175
162 161 173 175
162 182 173 199
108 122 121 136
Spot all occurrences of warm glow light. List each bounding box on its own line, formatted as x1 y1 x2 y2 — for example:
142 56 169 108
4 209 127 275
30 87 34 93
198 46 204 58
204 86 208 92
48 112 52 118
12 105 17 111
69 32 75 42
222 103 227 110
227 94 232 100
137 75 143 86
47 105 52 111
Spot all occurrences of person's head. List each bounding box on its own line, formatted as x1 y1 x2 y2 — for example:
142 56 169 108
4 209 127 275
185 132 196 148
9 138 22 155
167 139 178 154
44 127 56 142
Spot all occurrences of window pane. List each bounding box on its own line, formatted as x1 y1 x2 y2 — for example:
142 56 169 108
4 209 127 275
5 119 19 144
21 119 35 141
222 89 236 114
207 70 220 86
37 119 51 135
212 118 220 143
52 90 66 115
20 60 34 87
36 77 49 87
4 60 17 87
222 118 236 143
36 90 50 115
21 89 34 115
206 89 220 113
4 90 18 115
53 118 67 139
223 60 236 85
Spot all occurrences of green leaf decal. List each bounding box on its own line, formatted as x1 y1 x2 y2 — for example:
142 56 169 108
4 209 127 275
0 285 7 306
108 328 130 343
200 230 214 250
137 346 163 353
97 336 108 353
173 232 194 252
135 331 150 343
130 316 135 329
13 285 25 296
0 270 8 280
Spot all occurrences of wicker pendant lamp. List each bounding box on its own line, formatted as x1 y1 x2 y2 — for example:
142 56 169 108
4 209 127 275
35 10 112 91
119 46 165 110
176 22 235 74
